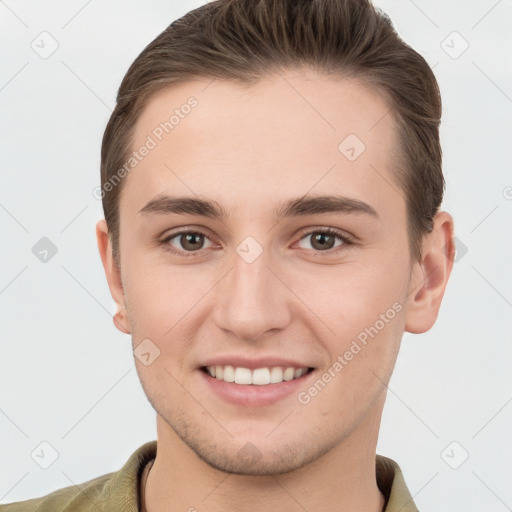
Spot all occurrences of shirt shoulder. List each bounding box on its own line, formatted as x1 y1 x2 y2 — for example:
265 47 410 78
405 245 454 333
0 472 115 512
376 454 419 512
0 441 157 512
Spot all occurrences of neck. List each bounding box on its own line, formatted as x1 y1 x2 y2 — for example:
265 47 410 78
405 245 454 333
145 405 386 512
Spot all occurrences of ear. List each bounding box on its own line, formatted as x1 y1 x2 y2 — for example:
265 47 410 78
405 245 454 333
96 219 131 334
404 211 455 334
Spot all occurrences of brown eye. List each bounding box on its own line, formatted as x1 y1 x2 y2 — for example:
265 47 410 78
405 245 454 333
297 229 347 252
162 230 214 254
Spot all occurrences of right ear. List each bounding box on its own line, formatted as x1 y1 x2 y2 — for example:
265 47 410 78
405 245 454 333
96 219 131 334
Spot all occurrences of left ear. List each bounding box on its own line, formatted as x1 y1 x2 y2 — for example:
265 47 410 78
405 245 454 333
404 211 455 334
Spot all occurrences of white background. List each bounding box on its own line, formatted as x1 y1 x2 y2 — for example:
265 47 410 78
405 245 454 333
1 1 511 510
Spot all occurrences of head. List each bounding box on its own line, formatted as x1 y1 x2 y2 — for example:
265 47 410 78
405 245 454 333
97 0 454 475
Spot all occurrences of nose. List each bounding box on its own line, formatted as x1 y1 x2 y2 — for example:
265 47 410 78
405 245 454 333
212 244 292 341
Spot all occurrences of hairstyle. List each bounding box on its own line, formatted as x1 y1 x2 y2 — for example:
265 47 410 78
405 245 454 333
100 0 444 267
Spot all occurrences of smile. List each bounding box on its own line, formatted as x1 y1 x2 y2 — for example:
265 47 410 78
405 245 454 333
201 365 314 385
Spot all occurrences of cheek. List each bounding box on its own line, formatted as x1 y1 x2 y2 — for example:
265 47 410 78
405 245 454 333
301 256 407 327
122 256 182 334
293 252 409 374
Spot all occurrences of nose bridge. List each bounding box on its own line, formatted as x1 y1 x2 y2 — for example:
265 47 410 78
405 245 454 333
212 238 291 340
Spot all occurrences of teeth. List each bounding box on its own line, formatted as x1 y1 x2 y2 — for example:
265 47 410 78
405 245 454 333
252 367 270 385
223 365 235 383
206 365 310 385
283 367 295 381
270 367 283 383
235 367 252 385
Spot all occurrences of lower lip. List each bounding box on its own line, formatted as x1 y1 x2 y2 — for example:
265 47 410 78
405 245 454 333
198 368 315 407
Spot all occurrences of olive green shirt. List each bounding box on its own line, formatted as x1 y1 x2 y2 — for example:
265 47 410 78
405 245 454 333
0 441 419 511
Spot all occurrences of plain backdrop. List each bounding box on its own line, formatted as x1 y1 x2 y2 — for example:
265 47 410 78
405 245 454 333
1 1 511 510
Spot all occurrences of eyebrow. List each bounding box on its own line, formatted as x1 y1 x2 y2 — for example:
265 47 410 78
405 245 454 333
138 194 378 221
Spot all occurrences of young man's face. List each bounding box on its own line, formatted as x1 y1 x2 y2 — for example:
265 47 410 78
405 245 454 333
98 69 449 475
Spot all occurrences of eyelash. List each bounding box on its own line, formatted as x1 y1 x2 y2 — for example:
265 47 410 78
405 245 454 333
160 227 354 258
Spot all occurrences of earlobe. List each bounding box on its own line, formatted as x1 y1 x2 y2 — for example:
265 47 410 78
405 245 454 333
404 211 455 334
113 309 131 335
96 219 131 334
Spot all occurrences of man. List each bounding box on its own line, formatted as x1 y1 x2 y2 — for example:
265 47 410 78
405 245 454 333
1 0 454 510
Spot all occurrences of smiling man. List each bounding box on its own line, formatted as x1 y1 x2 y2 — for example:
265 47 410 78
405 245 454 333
1 1 455 511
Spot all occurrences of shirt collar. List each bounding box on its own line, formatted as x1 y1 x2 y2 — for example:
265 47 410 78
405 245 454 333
104 441 418 512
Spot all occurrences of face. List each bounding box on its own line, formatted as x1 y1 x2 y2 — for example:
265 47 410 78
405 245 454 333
105 70 420 475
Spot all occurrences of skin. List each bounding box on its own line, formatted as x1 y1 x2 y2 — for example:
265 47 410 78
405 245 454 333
96 68 454 512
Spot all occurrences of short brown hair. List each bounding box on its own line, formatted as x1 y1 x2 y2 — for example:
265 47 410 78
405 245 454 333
100 0 444 267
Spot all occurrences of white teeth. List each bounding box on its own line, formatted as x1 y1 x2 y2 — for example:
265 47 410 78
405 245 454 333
223 365 235 383
269 367 283 383
283 367 295 381
207 365 310 385
234 367 252 384
252 368 270 385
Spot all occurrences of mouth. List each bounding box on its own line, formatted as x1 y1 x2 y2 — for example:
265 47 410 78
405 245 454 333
199 365 315 385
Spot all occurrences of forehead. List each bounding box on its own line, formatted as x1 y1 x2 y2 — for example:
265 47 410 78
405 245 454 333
122 69 402 219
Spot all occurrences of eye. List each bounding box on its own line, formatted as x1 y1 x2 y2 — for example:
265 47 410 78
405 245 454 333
296 228 352 252
161 230 215 256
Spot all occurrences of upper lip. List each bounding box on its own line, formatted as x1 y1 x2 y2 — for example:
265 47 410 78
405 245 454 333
199 356 314 371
